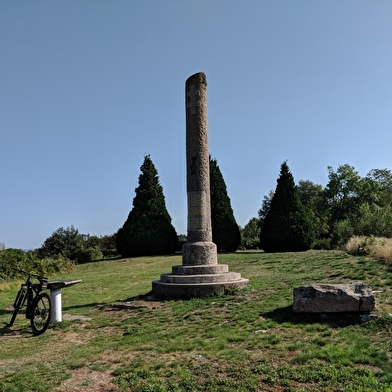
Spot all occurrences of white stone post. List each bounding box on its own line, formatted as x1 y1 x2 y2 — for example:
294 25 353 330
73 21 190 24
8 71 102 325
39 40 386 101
50 288 62 323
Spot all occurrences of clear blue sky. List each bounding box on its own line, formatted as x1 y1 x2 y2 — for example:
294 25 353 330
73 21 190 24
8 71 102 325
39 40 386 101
2 1 392 249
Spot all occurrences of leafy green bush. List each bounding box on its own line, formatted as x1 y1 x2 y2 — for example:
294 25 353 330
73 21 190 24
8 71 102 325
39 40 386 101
356 204 392 237
0 248 75 280
36 226 85 260
331 219 354 248
24 255 75 277
37 226 118 262
98 233 118 257
0 248 27 279
241 218 261 249
76 247 104 263
312 237 332 250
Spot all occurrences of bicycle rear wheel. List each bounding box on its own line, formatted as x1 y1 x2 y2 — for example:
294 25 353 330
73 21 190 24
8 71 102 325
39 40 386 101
30 292 52 335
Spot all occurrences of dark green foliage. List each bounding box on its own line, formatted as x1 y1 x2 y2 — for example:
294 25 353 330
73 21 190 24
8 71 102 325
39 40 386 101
241 217 261 249
260 164 392 249
324 164 364 224
297 180 329 239
367 168 392 207
98 233 118 257
76 247 104 263
0 248 27 279
36 226 85 260
210 157 241 252
258 190 274 221
356 204 392 237
36 226 110 263
0 248 74 280
260 162 315 252
116 155 178 257
324 165 392 245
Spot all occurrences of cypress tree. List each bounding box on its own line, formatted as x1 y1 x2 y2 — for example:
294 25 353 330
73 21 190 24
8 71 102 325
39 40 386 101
116 155 178 257
260 162 315 252
210 157 241 252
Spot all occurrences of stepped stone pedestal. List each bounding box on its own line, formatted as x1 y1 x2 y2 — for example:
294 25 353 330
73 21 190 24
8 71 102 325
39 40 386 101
152 242 249 299
152 72 248 299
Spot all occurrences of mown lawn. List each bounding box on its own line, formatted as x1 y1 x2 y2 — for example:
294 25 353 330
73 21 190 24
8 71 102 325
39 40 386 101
1 250 392 391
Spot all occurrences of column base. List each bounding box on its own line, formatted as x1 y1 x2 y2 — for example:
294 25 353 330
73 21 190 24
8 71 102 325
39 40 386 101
151 240 249 299
182 241 218 265
152 278 249 299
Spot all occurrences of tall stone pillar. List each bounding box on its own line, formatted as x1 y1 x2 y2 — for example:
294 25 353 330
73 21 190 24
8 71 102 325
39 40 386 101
152 72 248 299
182 72 217 266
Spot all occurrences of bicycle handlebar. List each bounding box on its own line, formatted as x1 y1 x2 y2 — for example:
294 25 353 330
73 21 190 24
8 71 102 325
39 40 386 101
12 268 48 281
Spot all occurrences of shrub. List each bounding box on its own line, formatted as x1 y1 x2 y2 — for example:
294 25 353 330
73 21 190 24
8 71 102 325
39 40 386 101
0 248 74 280
25 255 75 276
36 226 85 260
77 247 104 263
331 219 354 248
312 238 332 250
0 248 27 279
241 218 261 249
98 233 118 257
356 204 392 238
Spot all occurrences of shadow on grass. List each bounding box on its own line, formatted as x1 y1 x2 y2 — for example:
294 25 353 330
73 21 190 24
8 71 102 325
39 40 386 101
62 291 160 311
62 302 104 311
0 324 23 336
0 321 32 337
0 308 12 317
233 250 264 255
262 305 373 328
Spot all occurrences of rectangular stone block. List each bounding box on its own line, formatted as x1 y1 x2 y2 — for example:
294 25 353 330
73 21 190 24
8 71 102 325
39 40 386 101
293 283 376 313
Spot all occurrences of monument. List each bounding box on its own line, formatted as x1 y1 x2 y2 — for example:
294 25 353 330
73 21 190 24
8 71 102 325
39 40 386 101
152 72 249 298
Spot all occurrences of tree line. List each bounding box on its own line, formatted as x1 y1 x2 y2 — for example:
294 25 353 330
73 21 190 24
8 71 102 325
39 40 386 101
0 153 240 276
3 156 390 273
115 155 241 257
242 162 392 251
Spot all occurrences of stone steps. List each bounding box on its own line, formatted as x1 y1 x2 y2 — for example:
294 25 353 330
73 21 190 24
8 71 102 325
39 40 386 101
152 278 249 299
159 272 242 284
171 264 229 275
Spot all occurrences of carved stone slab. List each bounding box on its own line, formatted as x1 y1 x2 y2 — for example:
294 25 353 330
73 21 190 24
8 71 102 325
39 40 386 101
293 283 376 313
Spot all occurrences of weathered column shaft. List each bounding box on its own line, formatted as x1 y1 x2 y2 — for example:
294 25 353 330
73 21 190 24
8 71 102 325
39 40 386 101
185 72 212 243
151 72 249 297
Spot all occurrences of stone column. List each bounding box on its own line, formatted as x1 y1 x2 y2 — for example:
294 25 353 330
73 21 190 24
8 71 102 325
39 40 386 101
151 72 248 298
183 72 217 266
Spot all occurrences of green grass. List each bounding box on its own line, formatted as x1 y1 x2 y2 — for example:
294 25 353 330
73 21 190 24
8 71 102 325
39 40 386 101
1 250 392 391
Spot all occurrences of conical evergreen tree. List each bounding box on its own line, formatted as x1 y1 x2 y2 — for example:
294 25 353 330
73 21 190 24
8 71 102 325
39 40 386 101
116 155 178 257
210 156 241 252
260 162 315 252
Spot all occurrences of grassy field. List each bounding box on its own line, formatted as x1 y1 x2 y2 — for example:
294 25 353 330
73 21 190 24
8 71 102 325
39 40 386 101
1 250 392 391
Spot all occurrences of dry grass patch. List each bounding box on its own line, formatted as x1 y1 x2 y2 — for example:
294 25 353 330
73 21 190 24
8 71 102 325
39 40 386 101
346 235 392 263
55 368 120 392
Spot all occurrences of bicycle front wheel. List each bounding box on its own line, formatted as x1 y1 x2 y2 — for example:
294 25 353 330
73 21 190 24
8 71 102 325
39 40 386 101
8 288 27 327
30 292 52 335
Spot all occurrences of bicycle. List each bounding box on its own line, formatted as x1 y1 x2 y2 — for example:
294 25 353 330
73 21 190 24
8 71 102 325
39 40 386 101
6 268 53 335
